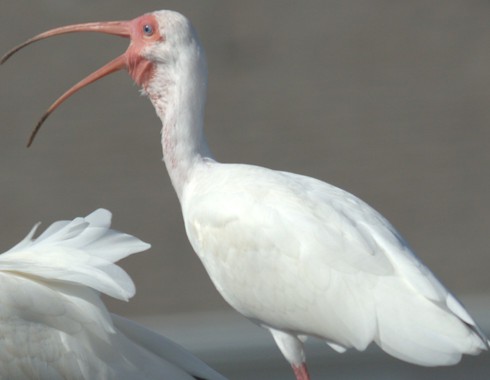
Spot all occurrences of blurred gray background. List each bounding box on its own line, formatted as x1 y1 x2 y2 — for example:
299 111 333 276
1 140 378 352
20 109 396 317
1 1 489 379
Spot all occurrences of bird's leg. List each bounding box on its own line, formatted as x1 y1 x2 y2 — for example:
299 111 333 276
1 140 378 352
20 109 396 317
268 328 310 380
292 362 311 380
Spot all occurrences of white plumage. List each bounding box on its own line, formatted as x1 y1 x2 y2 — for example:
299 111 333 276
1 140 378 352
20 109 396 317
183 164 488 367
2 9 488 380
0 209 227 380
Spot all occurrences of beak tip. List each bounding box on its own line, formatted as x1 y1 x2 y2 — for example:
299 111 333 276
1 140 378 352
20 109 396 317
1 52 11 65
2 41 32 65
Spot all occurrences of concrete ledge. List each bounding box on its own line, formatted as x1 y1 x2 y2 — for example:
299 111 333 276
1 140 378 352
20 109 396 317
133 294 490 379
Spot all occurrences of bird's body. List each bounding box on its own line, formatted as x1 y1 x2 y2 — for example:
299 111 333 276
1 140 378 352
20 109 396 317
182 161 487 367
2 9 488 379
0 209 226 380
145 15 488 373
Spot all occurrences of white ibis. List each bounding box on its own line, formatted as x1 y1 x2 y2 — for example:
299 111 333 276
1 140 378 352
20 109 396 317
2 10 488 380
0 208 227 380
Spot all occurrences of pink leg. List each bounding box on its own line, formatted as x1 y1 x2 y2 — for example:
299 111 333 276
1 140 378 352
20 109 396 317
292 362 310 380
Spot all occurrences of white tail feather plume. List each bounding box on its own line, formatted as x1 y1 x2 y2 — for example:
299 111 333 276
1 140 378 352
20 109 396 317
0 210 228 379
0 209 150 301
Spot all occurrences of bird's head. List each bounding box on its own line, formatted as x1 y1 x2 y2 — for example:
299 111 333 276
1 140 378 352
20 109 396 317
124 10 199 87
1 10 199 146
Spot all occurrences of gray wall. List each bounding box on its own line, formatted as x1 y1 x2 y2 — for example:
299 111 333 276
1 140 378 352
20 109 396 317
1 2 489 377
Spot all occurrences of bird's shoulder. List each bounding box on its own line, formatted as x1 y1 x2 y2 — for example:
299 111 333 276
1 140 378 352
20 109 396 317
183 163 411 275
186 162 364 215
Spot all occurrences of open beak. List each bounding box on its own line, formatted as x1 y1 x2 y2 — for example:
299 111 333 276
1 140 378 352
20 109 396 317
1 21 131 147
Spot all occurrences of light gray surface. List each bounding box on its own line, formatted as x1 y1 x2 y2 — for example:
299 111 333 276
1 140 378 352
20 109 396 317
137 297 490 379
1 1 489 378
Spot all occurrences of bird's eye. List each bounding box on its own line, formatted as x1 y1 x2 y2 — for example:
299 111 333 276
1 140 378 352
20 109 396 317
143 24 154 36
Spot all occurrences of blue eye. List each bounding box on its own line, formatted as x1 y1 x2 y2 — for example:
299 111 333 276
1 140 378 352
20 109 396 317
143 24 154 36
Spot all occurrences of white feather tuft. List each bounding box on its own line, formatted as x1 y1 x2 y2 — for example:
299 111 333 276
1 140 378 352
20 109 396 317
0 208 227 379
0 209 150 301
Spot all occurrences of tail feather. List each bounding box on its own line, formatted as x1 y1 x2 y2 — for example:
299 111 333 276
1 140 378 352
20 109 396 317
445 293 490 349
374 278 488 366
0 209 150 301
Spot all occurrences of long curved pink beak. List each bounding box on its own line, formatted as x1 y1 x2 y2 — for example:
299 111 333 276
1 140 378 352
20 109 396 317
1 21 131 147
